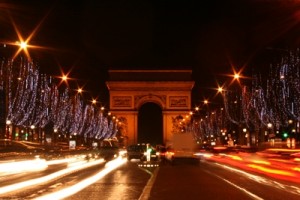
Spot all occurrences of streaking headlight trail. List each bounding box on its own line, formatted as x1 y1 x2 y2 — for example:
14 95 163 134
35 156 127 200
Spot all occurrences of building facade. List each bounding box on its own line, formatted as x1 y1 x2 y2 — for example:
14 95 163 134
106 70 194 146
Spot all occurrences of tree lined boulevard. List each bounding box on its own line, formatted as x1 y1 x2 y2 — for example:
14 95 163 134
1 2 300 199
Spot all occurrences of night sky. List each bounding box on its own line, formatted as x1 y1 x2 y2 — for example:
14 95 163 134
1 0 300 106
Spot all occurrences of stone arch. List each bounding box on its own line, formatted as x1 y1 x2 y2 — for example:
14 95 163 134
106 70 194 146
138 102 163 145
135 94 166 110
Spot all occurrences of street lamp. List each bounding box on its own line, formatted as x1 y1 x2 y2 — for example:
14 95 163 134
30 125 35 141
243 128 249 146
53 128 58 144
6 120 11 139
267 123 272 129
267 123 273 146
77 88 83 94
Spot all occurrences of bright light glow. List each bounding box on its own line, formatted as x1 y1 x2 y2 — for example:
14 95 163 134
0 158 104 195
19 41 27 49
62 75 68 81
251 160 271 165
10 23 37 60
267 123 272 128
45 157 78 165
227 155 243 161
234 73 240 79
0 158 47 176
247 164 295 177
218 87 223 93
213 162 300 196
35 157 127 200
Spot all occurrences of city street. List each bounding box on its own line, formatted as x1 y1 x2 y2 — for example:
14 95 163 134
1 150 300 200
1 1 300 200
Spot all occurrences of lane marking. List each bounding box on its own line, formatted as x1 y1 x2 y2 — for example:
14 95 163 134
203 169 264 200
138 167 159 200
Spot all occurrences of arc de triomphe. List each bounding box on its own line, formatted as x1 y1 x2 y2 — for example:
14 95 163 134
106 70 194 146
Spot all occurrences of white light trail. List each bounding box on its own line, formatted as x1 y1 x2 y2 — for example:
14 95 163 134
35 157 127 200
0 159 105 195
0 158 47 176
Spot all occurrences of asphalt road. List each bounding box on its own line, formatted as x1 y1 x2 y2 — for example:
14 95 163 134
148 159 300 200
63 158 300 200
1 157 300 200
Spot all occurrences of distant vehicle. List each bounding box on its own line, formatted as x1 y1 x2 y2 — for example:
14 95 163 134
87 139 121 161
156 145 167 162
127 143 158 161
165 133 200 164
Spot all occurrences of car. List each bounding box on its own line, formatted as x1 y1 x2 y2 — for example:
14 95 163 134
127 143 159 161
86 139 121 161
156 145 167 162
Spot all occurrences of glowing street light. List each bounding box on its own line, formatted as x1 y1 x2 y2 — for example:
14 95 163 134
62 75 68 82
5 120 11 139
19 41 28 50
267 123 272 129
57 71 72 87
218 86 224 93
77 88 83 94
234 73 240 80
30 125 35 141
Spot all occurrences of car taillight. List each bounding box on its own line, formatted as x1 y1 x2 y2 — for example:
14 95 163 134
159 152 166 156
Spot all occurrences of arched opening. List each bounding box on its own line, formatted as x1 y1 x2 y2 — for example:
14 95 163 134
138 102 163 146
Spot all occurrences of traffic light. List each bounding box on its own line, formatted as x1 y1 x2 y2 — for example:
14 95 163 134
283 132 288 138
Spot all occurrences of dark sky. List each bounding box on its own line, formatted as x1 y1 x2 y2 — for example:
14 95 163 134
1 0 300 106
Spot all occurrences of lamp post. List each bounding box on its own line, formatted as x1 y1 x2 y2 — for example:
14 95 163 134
53 128 58 144
267 123 273 146
30 125 35 141
243 128 249 147
6 120 11 139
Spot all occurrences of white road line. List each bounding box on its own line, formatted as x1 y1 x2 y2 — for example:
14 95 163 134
139 167 159 200
203 169 264 200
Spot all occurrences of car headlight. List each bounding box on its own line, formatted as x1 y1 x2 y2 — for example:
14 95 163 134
119 150 127 157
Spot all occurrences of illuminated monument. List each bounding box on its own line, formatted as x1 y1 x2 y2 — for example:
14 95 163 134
106 70 194 146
